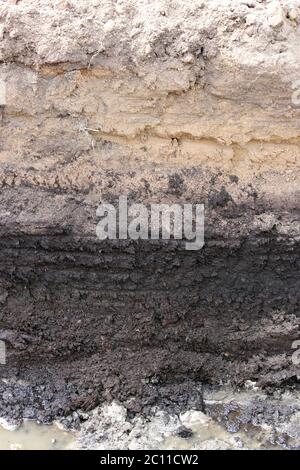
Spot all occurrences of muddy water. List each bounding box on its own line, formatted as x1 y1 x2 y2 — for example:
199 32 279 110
0 421 75 450
163 421 277 451
0 420 279 451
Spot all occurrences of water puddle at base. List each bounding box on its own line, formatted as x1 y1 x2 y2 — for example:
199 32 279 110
163 422 274 450
0 421 75 450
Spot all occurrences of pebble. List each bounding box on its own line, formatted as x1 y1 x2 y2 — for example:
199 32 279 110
268 5 284 28
180 410 212 427
182 53 195 64
287 7 298 21
175 425 193 439
103 19 115 33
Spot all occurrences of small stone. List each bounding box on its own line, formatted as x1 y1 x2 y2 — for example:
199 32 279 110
182 53 195 64
103 20 115 33
175 425 193 439
180 410 212 427
287 8 298 21
244 380 259 391
268 5 284 28
9 29 18 39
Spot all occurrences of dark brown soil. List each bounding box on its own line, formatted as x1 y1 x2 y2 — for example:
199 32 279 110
0 168 299 422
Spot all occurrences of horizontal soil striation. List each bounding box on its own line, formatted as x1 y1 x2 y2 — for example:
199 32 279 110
0 170 299 422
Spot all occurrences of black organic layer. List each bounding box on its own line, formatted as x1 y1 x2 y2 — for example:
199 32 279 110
0 179 299 422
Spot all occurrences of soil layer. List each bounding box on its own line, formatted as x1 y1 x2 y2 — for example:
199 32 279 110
0 168 299 422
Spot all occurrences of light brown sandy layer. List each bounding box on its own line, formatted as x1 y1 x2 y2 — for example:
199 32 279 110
0 0 299 189
0 64 299 191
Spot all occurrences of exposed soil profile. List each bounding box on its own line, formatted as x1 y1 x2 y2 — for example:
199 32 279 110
0 0 299 450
